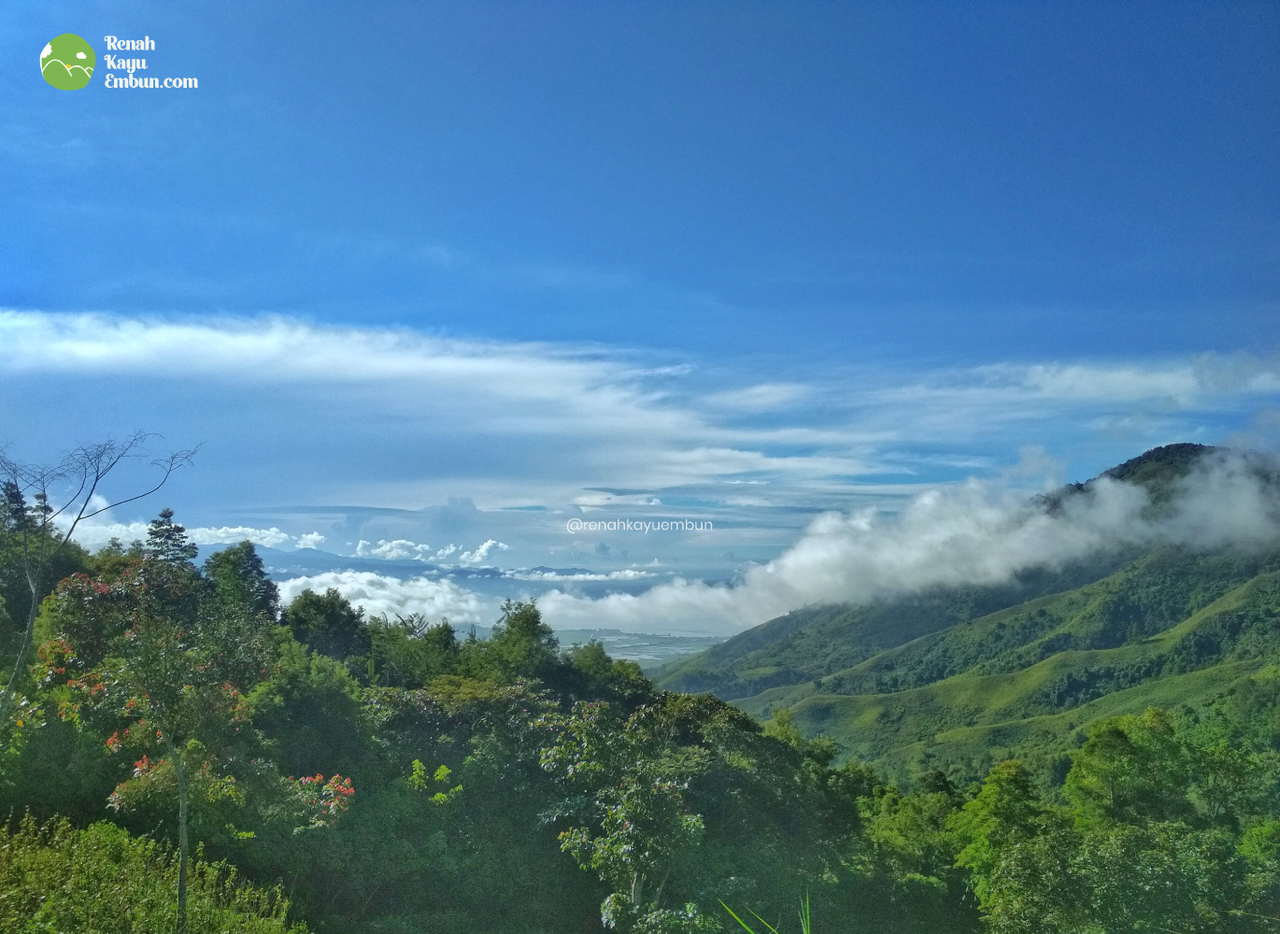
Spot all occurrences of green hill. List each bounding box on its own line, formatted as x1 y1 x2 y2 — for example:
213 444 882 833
657 444 1280 785
654 549 1144 698
741 560 1280 781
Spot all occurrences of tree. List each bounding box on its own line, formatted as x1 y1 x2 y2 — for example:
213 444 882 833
544 701 718 933
282 588 370 661
145 508 200 567
1064 707 1193 826
38 527 276 934
368 613 459 687
481 599 560 683
1 433 194 725
951 760 1044 904
204 541 280 621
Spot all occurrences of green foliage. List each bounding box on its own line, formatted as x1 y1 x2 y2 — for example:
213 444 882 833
0 816 305 933
145 507 200 566
0 492 90 649
722 547 1280 787
367 613 460 686
7 446 1280 934
204 541 280 620
1063 707 1193 825
952 760 1043 895
951 700 1280 933
482 599 561 683
657 550 1140 699
247 640 368 778
32 538 296 934
282 587 371 661
88 536 145 580
722 894 812 934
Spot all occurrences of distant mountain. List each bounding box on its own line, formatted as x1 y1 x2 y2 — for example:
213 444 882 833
656 443 1280 784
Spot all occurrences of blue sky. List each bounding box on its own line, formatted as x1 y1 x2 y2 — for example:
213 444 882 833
3 2 1279 632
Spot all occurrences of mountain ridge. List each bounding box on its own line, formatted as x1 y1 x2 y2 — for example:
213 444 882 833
655 443 1280 784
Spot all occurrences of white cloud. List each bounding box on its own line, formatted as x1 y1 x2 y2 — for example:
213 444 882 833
277 571 487 623
356 538 434 561
573 491 663 510
510 568 655 582
5 311 1276 514
539 451 1280 634
458 539 509 566
704 382 811 412
296 532 326 549
66 521 292 550
5 310 1280 583
189 525 292 547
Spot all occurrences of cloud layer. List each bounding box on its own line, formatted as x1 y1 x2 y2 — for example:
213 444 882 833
260 452 1280 636
66 520 301 550
277 571 488 624
6 311 1280 637
536 451 1280 632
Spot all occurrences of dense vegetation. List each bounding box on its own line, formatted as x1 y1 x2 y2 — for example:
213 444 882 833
3 444 1280 932
0 817 302 933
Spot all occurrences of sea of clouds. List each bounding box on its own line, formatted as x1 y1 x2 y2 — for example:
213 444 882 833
263 451 1279 634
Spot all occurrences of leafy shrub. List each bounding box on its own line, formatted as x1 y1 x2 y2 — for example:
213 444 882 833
0 815 306 933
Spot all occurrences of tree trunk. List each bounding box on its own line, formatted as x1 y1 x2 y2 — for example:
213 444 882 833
1 567 43 722
168 737 190 934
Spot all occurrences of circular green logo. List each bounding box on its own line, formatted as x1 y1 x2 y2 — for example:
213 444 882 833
40 34 95 90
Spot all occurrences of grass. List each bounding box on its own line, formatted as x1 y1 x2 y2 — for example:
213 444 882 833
721 894 812 934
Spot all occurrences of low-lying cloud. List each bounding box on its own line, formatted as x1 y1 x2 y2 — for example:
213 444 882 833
537 451 1280 633
277 571 487 623
262 452 1280 637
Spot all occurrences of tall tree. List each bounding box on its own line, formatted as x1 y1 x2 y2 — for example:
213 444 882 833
483 599 560 683
40 555 274 934
203 540 280 621
283 588 370 661
145 508 200 567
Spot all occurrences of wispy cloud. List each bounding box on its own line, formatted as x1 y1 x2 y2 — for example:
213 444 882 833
3 310 1276 525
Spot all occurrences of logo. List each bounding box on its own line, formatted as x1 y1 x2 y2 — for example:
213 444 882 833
40 33 95 90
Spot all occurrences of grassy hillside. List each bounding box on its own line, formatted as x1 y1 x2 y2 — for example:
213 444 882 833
656 443 1235 700
656 443 1280 785
654 549 1143 698
732 557 1280 785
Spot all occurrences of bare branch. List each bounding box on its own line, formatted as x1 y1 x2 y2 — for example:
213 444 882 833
78 447 200 521
1 432 198 726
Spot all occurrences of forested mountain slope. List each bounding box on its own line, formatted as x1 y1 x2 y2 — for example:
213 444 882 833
658 444 1280 784
655 550 1142 699
744 555 1280 783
